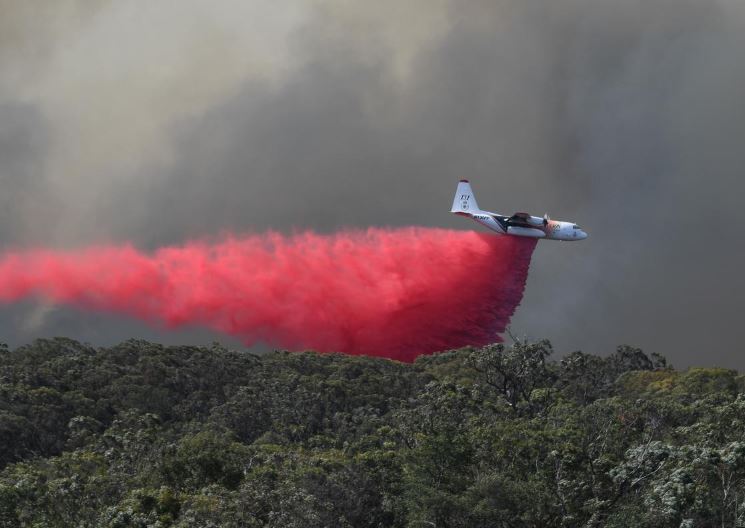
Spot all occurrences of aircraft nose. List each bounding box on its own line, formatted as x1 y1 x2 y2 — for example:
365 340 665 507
581 231 588 239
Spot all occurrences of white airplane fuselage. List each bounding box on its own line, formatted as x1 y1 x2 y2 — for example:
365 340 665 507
451 180 588 241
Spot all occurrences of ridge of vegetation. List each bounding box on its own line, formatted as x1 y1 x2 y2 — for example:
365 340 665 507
1 337 743 527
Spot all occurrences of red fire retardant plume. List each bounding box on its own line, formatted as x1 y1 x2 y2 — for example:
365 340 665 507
0 228 536 362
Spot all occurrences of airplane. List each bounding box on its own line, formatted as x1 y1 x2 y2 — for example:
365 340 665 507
450 180 588 241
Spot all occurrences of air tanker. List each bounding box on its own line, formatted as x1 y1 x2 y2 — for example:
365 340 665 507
451 180 588 241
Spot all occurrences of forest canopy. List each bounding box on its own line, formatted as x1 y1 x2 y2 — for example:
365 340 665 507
1 337 743 527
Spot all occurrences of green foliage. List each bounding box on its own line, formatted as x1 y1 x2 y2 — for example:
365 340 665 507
0 337 743 526
159 430 249 490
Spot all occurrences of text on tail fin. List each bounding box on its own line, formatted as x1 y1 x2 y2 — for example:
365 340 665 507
451 179 480 213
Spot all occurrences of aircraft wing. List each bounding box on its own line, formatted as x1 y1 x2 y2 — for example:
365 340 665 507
508 211 547 228
507 212 532 222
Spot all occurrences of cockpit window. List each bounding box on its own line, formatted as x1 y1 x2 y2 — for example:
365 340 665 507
573 225 581 229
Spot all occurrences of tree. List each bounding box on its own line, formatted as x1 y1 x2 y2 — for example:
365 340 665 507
468 340 555 415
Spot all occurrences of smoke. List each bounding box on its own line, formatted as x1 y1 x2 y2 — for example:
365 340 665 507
0 0 744 366
0 229 536 361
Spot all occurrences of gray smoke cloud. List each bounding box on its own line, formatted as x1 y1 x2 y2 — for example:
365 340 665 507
0 0 743 367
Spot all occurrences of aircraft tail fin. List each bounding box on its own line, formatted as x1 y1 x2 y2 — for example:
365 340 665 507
451 179 480 215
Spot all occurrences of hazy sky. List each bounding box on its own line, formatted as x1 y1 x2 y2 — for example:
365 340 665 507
1 0 744 368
